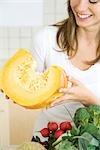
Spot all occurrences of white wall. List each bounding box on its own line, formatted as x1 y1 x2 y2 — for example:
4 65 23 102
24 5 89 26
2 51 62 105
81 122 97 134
43 0 67 25
0 0 67 60
0 0 43 26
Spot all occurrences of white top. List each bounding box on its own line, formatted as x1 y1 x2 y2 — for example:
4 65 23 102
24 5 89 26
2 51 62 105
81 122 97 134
31 26 100 140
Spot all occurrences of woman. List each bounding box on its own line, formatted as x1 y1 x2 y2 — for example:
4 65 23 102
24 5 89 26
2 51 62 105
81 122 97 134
32 0 100 140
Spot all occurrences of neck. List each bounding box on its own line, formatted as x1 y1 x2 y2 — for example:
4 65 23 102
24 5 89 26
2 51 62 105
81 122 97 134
77 27 99 43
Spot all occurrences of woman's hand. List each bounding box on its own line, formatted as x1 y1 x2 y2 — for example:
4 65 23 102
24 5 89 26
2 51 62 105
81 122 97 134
50 77 100 107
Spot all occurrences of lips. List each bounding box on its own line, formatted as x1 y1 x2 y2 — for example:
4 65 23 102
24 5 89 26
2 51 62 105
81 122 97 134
77 13 91 19
77 13 92 19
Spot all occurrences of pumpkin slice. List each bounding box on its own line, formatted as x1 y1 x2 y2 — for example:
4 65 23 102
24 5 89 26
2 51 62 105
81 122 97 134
26 69 68 109
26 92 64 109
25 66 68 109
1 49 68 108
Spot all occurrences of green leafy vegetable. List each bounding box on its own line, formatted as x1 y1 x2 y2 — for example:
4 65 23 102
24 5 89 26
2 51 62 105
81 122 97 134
87 105 100 129
55 140 78 150
74 107 90 127
53 105 100 150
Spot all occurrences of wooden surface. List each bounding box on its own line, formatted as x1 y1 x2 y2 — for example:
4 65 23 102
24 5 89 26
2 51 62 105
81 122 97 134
9 102 41 144
0 93 41 145
0 93 10 145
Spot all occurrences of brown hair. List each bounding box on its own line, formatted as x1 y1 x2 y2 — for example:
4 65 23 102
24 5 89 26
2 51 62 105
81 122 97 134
54 0 100 65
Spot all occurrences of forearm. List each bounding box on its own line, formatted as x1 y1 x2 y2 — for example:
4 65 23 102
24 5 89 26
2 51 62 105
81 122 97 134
83 94 100 106
89 97 100 105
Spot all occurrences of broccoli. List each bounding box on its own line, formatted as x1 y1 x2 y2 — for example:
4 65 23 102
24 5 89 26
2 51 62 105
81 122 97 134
73 105 100 142
74 105 100 129
74 107 90 127
53 105 100 150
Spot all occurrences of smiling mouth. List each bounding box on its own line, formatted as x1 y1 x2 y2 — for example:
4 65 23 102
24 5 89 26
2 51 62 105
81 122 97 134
76 13 92 19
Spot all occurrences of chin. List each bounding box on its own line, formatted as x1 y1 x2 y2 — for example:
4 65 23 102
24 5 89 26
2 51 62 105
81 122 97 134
76 20 95 29
76 22 99 30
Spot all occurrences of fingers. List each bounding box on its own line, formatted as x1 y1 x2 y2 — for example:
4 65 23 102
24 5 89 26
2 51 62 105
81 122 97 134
49 94 75 108
59 88 73 94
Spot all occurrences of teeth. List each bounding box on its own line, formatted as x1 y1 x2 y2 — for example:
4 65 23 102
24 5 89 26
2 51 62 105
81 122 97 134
77 13 91 19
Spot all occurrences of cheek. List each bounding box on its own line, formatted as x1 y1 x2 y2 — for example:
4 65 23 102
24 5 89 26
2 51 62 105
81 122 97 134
70 0 74 8
70 0 79 8
69 0 78 13
93 9 100 20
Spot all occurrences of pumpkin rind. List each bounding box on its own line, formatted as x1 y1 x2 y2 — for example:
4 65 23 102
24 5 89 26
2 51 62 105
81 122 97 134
25 92 64 109
1 49 68 108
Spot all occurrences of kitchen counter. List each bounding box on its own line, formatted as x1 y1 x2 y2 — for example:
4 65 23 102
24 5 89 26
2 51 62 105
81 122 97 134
1 145 18 150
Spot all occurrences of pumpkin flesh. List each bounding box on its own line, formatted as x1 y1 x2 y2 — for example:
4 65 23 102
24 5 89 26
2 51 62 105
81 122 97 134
26 69 68 108
1 49 67 108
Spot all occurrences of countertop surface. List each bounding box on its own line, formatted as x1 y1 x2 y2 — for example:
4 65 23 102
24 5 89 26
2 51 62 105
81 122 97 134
1 145 18 150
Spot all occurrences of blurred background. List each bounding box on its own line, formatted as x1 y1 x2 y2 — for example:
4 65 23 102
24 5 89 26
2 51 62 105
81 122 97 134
0 0 68 60
0 0 68 146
